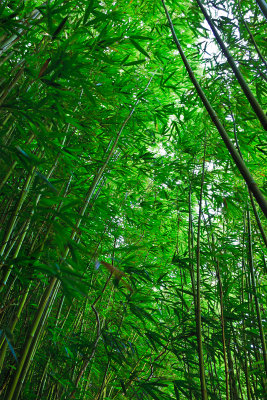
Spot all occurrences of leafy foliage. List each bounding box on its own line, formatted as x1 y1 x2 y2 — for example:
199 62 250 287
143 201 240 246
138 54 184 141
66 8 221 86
0 0 266 399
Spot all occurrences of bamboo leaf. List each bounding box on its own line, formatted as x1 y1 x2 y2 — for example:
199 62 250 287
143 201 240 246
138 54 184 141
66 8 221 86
129 39 150 58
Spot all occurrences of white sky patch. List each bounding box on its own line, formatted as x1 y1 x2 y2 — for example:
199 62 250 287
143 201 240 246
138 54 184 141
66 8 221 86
197 4 238 64
160 183 168 189
199 20 221 63
206 161 214 172
149 143 166 156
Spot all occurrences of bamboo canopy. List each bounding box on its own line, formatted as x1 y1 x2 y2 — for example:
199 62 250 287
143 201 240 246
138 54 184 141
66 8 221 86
0 1 266 399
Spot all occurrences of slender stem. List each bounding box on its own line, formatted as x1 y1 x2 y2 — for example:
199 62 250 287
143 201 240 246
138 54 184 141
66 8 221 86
237 0 267 70
0 287 30 372
11 281 59 400
195 0 267 130
69 273 113 398
69 76 154 246
249 191 267 248
5 276 57 400
256 0 267 20
95 360 111 400
195 140 208 400
0 166 36 258
216 262 229 400
228 105 267 248
202 204 230 399
0 66 25 106
188 185 196 309
247 208 267 376
226 337 239 400
161 0 267 217
0 9 42 56
4 80 150 398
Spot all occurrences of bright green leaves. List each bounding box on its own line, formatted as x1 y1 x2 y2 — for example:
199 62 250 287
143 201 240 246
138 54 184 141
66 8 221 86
83 0 95 25
129 38 150 59
0 1 266 400
138 381 171 400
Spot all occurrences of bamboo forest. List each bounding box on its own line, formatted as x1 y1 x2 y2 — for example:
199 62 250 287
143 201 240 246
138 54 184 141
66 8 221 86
0 0 266 399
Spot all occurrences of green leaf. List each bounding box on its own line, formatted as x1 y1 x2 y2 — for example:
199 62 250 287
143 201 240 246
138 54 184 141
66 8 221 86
83 0 94 24
129 39 150 58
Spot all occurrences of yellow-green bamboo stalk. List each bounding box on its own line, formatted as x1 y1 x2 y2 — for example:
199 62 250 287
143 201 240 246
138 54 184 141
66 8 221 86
0 66 25 106
0 166 36 259
0 136 69 291
5 276 58 400
247 209 267 375
5 82 151 399
0 222 29 293
0 286 30 371
11 281 59 400
195 141 208 400
0 134 35 193
216 262 229 400
0 9 41 56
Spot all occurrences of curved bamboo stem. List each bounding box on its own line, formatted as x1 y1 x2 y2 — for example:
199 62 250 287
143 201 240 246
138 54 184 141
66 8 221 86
162 0 267 217
256 0 267 20
195 0 267 130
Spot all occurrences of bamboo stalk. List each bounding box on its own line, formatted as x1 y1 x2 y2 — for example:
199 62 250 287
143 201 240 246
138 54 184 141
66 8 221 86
0 66 25 106
0 149 69 290
0 221 29 292
11 281 59 400
69 273 113 398
188 185 196 308
0 287 30 372
0 134 35 193
249 191 267 248
215 262 229 400
237 0 267 70
4 276 58 400
226 338 239 400
1 171 73 395
247 208 267 376
95 360 111 400
195 0 267 130
195 140 208 400
161 0 267 217
0 179 71 376
0 166 36 259
4 82 150 398
69 76 153 247
0 9 42 56
241 278 252 400
202 205 230 400
35 357 50 399
35 294 68 398
227 100 267 249
256 0 267 20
